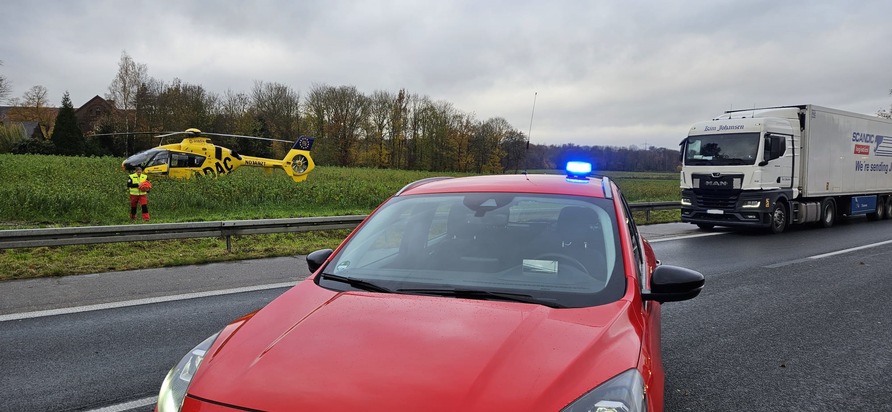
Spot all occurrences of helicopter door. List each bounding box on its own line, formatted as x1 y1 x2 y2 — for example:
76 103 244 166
144 151 170 175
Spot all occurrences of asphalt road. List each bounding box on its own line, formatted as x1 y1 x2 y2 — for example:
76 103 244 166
1 221 890 411
652 222 892 411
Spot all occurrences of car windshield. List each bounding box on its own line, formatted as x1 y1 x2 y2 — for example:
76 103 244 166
684 133 760 165
318 192 626 308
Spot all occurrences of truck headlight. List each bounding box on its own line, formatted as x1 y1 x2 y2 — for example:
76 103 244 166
560 369 646 412
680 197 692 206
157 332 220 412
741 200 761 208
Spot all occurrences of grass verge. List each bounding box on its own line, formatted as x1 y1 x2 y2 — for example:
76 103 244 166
2 230 350 281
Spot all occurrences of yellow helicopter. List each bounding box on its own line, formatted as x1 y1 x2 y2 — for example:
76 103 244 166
119 128 316 182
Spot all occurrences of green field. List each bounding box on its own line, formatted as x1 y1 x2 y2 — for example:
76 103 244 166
0 154 680 279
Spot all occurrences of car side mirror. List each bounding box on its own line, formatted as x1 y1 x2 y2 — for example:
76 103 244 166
306 248 334 273
642 265 705 303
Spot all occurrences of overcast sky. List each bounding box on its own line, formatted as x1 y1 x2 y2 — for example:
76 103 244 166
3 0 892 149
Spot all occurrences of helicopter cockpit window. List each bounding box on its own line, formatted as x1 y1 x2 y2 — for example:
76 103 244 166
170 153 205 168
145 152 169 167
125 148 165 168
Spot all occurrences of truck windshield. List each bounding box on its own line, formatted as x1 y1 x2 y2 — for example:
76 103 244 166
683 133 760 166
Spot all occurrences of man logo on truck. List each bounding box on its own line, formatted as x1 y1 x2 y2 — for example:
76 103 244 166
704 180 729 187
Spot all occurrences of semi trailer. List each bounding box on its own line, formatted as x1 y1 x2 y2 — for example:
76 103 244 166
679 104 892 233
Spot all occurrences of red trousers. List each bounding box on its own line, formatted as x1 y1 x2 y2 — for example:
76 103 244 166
129 195 149 221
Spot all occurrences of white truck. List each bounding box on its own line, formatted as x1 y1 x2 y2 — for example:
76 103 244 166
679 104 892 233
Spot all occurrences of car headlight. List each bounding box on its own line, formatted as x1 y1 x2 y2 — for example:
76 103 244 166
680 197 692 206
560 368 646 412
741 200 761 208
157 332 220 412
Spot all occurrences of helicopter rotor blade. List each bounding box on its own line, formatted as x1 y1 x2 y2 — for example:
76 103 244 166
85 131 166 137
203 132 292 144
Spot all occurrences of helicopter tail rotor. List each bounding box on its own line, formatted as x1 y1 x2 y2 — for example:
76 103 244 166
281 136 316 183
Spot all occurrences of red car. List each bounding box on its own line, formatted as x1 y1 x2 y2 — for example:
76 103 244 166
156 163 704 412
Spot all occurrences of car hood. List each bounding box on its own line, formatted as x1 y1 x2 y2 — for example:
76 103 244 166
188 282 642 411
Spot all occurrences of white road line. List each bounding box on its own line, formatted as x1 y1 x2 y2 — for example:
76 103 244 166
0 282 296 322
807 239 892 259
766 239 892 268
646 231 726 243
84 396 156 412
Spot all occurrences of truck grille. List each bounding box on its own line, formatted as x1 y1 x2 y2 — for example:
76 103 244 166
694 192 740 209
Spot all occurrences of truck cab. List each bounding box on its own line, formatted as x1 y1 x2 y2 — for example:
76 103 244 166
680 108 798 232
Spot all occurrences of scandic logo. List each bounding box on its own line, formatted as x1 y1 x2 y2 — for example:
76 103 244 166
854 144 870 155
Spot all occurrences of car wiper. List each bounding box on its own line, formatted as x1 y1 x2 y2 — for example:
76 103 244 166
396 288 564 308
319 273 392 293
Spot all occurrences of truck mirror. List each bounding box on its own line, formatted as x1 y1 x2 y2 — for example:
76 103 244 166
678 139 686 164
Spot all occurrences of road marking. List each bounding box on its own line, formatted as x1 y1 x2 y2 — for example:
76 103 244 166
0 282 296 322
765 239 892 268
84 396 156 412
808 239 892 258
646 231 726 243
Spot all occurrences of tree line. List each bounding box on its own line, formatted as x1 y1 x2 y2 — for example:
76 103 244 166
1 52 681 173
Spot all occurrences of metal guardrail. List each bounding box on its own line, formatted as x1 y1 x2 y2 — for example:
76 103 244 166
0 215 368 250
630 200 682 222
0 202 679 250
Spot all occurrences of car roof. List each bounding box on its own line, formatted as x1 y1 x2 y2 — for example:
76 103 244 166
397 173 613 199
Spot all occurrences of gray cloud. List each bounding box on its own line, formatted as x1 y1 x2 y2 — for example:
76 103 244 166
2 0 891 149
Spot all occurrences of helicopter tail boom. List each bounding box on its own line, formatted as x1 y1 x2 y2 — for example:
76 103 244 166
238 136 315 182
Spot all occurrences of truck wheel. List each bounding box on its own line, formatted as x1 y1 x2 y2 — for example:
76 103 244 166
884 196 892 220
696 223 715 231
868 198 885 221
818 198 836 228
769 202 787 234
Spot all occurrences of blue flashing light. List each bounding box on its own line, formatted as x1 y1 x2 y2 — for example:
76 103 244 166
566 161 592 175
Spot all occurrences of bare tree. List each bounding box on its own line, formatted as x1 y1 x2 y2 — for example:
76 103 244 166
251 81 300 132
362 90 393 167
251 81 301 156
6 85 55 138
476 117 513 173
107 51 148 111
0 60 10 104
304 83 333 163
106 51 148 154
327 86 368 166
389 89 410 168
157 78 218 132
219 89 253 134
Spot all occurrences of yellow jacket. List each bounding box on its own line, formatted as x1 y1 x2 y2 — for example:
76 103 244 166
128 172 149 196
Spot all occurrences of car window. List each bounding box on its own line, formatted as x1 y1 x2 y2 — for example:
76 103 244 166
322 193 626 308
618 191 647 288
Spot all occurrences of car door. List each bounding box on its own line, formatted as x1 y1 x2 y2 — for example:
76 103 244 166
619 189 665 407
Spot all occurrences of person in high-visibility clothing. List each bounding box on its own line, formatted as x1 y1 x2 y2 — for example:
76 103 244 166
127 166 151 221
